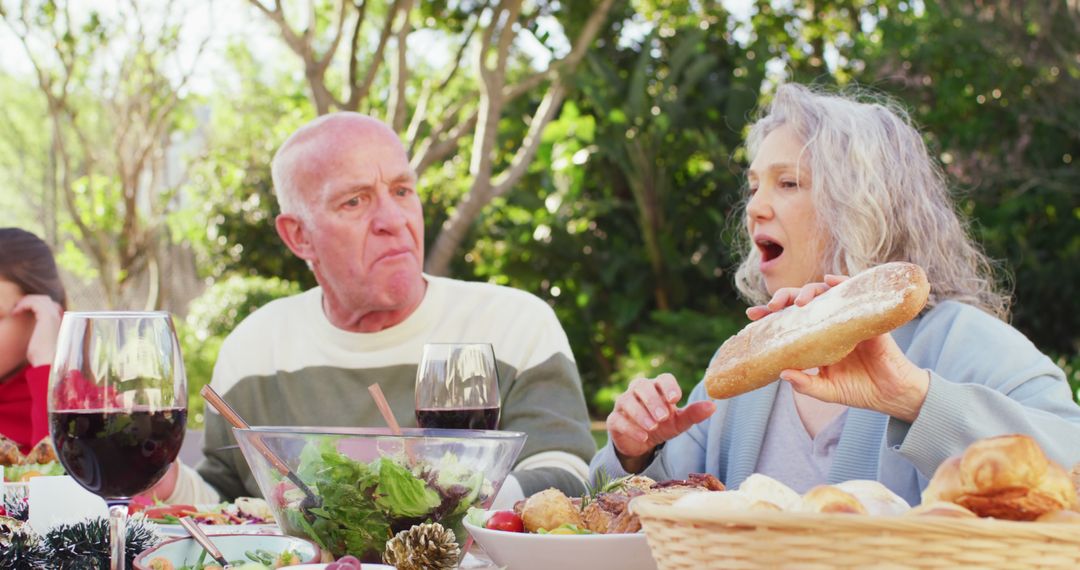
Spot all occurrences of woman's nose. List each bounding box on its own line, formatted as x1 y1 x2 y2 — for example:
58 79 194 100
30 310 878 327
746 187 772 221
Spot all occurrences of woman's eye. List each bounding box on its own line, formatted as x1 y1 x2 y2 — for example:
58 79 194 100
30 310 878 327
780 180 798 189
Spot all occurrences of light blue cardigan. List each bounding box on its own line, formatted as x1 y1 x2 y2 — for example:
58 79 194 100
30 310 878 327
590 301 1080 506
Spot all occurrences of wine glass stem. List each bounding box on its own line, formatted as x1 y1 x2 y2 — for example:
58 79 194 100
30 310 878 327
108 502 129 570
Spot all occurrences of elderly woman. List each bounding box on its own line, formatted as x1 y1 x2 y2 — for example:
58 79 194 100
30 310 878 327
591 83 1080 505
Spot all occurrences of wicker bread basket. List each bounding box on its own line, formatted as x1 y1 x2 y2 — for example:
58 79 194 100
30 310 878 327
632 493 1080 569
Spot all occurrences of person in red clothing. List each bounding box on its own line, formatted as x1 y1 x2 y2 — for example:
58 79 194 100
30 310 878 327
0 227 66 455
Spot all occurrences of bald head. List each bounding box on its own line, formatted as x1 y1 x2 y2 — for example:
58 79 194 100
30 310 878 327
271 113 407 219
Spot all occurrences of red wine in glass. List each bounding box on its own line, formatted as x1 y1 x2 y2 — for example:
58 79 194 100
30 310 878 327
415 343 501 430
51 407 187 497
415 406 500 430
49 311 188 570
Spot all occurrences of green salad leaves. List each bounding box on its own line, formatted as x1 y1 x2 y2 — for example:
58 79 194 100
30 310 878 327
276 437 490 562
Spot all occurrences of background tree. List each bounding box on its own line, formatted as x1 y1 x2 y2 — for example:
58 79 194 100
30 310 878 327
1 0 1075 418
461 2 772 409
845 0 1080 356
171 43 316 287
0 0 208 308
243 0 616 275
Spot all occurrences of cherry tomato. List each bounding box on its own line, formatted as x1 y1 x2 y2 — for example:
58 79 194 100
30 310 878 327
127 495 155 515
485 510 525 533
272 481 295 508
143 504 197 520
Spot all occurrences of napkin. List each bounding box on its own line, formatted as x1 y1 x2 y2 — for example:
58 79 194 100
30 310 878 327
27 475 109 534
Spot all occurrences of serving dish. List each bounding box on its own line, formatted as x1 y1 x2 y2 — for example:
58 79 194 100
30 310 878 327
463 512 657 570
132 533 320 569
234 426 526 564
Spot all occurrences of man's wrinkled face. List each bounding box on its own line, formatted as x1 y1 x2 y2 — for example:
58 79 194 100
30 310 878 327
283 123 425 317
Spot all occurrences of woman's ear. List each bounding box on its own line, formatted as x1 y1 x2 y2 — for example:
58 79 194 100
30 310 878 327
275 213 316 261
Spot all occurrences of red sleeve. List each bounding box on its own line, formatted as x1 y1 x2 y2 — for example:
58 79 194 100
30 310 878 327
25 364 51 445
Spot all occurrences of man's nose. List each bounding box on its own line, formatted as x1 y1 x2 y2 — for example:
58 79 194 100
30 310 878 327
370 193 408 234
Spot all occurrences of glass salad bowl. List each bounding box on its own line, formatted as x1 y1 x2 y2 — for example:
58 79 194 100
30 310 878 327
233 426 526 564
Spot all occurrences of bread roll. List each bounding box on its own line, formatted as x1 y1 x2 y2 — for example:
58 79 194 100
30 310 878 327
738 474 801 511
0 435 23 467
833 480 910 516
795 485 868 514
672 490 781 514
673 490 750 513
921 434 1076 521
25 437 57 465
1070 462 1080 508
705 262 930 399
905 501 977 518
521 488 584 532
1036 510 1080 524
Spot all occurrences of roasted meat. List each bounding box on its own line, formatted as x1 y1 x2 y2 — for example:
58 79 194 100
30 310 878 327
651 472 725 492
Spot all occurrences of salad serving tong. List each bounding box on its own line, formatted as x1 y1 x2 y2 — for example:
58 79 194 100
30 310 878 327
178 516 232 569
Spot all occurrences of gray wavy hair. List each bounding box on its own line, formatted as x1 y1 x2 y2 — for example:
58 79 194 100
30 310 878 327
733 83 1010 320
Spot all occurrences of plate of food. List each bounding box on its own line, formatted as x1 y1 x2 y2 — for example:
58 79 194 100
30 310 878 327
463 473 725 570
137 497 282 536
132 532 319 569
1 436 65 482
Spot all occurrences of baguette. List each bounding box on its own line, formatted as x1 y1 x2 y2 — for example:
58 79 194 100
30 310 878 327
704 262 930 399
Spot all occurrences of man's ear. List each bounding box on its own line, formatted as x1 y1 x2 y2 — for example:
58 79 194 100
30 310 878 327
276 213 316 261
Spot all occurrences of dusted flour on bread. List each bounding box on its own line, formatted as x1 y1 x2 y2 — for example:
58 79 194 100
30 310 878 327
705 262 930 399
751 280 913 354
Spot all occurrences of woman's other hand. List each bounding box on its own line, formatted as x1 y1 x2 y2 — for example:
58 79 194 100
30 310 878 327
13 294 63 367
607 373 716 472
745 275 930 422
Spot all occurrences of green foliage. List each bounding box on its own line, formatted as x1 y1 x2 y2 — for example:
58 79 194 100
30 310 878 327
9 1 204 307
595 310 744 415
172 43 316 286
841 0 1080 355
7 0 1076 420
180 275 301 426
0 75 49 228
465 11 760 411
1056 353 1080 405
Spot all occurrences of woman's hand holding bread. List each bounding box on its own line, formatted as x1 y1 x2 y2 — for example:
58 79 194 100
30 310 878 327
608 373 716 473
732 265 932 422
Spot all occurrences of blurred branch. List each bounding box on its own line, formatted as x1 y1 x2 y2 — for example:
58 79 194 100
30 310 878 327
387 0 413 131
425 0 617 275
345 0 407 111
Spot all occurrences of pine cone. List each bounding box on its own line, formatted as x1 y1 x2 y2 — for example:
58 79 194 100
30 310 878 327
383 522 460 570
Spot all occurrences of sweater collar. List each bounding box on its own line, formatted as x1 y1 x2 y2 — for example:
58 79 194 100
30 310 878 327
307 274 446 352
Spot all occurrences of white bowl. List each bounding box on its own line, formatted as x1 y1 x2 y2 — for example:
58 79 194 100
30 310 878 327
464 515 658 570
133 533 320 569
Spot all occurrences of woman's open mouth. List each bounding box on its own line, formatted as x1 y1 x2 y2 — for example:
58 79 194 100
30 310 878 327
756 237 785 264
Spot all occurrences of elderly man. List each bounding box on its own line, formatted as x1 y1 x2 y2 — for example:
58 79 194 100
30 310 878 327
151 112 595 505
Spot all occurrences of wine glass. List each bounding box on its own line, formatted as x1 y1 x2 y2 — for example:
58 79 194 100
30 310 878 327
48 311 187 570
415 343 501 430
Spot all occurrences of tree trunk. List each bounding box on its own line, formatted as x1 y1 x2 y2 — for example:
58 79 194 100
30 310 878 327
424 184 490 276
424 0 616 275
